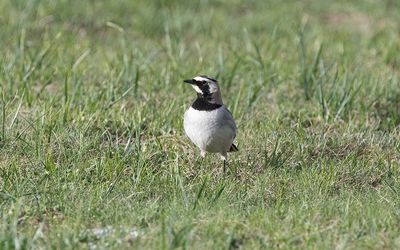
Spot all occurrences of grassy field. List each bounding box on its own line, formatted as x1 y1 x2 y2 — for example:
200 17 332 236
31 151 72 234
1 0 400 249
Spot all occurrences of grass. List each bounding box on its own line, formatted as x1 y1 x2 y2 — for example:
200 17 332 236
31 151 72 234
1 0 400 249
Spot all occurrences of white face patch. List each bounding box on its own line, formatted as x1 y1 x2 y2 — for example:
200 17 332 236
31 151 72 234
193 76 208 82
191 76 219 94
208 82 219 94
185 75 223 105
192 85 203 94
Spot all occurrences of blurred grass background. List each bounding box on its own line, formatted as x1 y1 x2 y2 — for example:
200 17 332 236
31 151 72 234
1 0 400 249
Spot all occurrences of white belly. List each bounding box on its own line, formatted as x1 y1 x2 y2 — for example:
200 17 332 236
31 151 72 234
184 106 236 153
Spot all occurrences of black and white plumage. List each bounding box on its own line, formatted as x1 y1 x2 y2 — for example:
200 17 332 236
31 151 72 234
183 75 238 173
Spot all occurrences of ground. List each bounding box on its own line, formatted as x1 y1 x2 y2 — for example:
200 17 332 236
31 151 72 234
1 0 400 249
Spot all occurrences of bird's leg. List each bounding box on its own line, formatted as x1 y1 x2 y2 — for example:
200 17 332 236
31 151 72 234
198 150 206 169
221 153 228 176
223 159 227 176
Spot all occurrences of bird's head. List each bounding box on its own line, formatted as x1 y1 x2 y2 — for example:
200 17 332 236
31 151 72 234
183 75 223 104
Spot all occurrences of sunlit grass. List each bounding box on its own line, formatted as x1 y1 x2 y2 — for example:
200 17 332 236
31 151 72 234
1 0 400 249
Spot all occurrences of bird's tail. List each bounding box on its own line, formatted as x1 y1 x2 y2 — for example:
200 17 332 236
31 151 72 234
229 143 238 152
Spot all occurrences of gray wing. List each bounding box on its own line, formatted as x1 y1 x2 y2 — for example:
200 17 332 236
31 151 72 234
221 106 237 139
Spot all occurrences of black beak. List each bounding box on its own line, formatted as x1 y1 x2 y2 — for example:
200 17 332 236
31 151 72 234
183 79 195 84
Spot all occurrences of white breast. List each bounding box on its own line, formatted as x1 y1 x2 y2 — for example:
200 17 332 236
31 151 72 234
184 106 236 154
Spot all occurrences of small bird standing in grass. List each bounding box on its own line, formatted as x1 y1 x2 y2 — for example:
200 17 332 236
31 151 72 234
183 75 238 174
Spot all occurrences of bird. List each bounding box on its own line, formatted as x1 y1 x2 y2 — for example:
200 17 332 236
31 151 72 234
183 75 238 174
